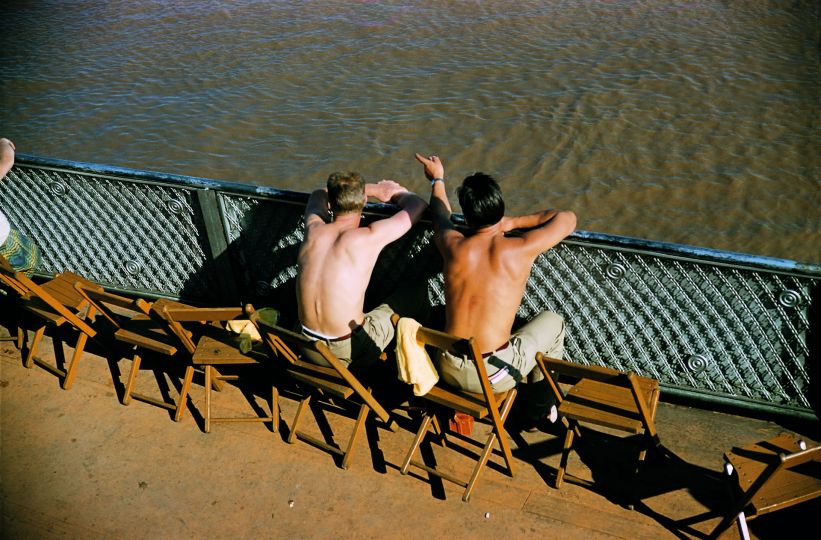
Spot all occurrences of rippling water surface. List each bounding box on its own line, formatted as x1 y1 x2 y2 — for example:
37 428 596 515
1 0 818 262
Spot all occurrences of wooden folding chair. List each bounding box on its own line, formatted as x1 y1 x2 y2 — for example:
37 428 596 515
163 305 276 433
73 283 190 418
74 283 270 428
535 353 661 499
1 254 99 389
248 307 394 470
710 434 821 540
399 323 518 502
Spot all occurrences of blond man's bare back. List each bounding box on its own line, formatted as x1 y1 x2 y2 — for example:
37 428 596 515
297 181 427 338
298 215 390 336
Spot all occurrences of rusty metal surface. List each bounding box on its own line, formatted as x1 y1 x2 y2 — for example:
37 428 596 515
1 154 818 418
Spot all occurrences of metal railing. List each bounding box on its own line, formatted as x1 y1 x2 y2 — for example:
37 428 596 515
2 154 818 419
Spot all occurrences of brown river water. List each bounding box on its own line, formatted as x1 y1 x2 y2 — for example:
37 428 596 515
0 1 818 263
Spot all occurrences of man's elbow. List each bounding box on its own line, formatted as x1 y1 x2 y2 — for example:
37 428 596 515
401 196 428 223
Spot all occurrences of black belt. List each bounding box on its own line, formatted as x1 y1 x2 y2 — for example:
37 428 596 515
481 341 510 358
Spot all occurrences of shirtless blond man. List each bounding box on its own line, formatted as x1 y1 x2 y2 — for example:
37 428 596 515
415 153 576 425
297 171 427 368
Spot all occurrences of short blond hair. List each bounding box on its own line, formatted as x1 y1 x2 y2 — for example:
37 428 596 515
327 171 365 214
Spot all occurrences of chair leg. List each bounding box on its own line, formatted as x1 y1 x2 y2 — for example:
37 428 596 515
431 414 447 447
174 365 194 422
464 430 498 502
289 394 312 444
495 389 518 476
341 403 369 470
24 325 46 368
2 326 24 348
736 512 750 540
401 413 433 475
709 510 745 540
61 332 89 390
271 385 279 434
210 367 225 391
556 422 576 488
204 365 213 433
123 353 142 405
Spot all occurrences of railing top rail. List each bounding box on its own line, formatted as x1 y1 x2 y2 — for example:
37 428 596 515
14 153 821 278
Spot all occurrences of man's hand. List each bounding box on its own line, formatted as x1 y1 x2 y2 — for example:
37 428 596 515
366 179 408 203
415 153 445 181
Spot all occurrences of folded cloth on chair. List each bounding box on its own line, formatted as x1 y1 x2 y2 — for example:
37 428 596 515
225 320 262 341
395 317 438 396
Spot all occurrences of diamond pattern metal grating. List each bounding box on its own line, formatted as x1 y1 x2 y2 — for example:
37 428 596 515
1 158 817 418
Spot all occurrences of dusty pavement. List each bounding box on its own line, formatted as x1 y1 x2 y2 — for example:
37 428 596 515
1 327 818 539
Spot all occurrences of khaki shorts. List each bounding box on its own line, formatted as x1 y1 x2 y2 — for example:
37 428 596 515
438 311 565 393
301 304 395 369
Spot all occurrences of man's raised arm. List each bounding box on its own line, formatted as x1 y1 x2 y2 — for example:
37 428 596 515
366 180 427 243
415 153 454 234
304 188 331 227
509 209 577 256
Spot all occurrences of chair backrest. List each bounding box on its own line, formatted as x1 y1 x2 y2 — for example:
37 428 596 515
160 305 245 356
8 269 97 337
536 353 659 438
74 281 152 330
412 322 507 427
248 307 390 423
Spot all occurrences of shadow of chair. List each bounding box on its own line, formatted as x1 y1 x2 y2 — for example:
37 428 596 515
535 353 661 505
398 322 518 502
709 433 821 540
248 305 395 470
1 254 100 389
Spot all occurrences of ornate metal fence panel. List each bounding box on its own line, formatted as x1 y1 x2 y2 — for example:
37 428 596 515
0 162 216 297
1 155 818 419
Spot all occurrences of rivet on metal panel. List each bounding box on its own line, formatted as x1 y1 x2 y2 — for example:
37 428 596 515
166 199 186 215
49 182 68 196
256 281 272 295
686 354 708 374
604 262 626 280
778 290 801 308
124 260 142 276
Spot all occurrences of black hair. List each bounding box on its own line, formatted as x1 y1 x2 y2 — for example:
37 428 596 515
457 172 505 228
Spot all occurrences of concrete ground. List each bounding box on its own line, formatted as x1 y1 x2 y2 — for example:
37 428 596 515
1 323 819 539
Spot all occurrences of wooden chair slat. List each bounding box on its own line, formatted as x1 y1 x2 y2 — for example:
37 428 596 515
287 370 354 399
164 307 244 322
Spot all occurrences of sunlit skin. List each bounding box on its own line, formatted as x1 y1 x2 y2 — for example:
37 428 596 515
297 179 427 337
0 138 15 178
416 153 576 353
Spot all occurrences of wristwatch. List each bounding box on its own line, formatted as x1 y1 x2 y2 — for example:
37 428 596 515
431 178 444 187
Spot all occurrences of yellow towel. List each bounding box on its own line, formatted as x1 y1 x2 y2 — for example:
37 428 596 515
395 317 438 396
225 320 262 342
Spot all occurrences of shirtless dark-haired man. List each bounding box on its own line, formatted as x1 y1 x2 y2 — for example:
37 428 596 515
415 153 576 427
